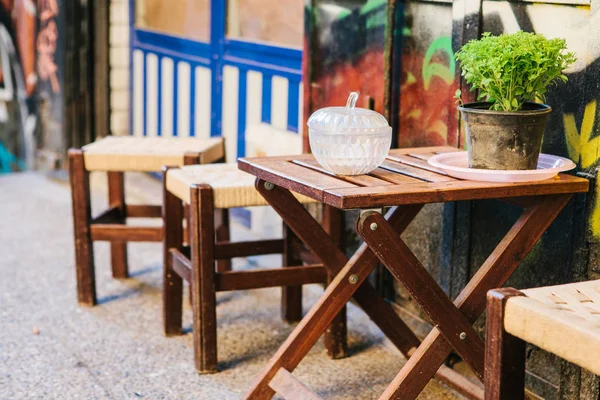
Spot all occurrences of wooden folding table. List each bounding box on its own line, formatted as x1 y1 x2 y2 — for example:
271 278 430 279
237 146 588 400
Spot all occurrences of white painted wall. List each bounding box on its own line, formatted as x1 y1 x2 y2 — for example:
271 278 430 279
194 67 212 140
109 0 130 136
220 64 302 161
222 65 240 161
131 53 303 159
245 123 304 238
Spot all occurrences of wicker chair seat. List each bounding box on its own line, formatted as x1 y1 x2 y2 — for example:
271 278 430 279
504 280 600 375
166 163 317 208
82 136 224 171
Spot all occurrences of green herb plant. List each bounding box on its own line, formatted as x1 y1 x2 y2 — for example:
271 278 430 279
454 31 576 112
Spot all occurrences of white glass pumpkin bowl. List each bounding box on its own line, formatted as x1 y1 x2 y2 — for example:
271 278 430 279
308 92 392 176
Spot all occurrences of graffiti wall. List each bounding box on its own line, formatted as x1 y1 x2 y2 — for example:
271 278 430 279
306 0 459 148
307 0 387 121
459 1 599 398
0 0 63 173
395 2 458 147
304 0 450 325
306 0 600 398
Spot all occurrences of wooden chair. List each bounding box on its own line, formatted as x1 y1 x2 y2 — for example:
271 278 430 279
485 280 600 400
163 163 347 373
68 136 225 306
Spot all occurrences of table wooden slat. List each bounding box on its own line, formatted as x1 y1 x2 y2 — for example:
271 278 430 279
291 159 394 187
386 153 452 176
323 175 588 209
368 167 425 184
239 157 357 201
379 160 453 183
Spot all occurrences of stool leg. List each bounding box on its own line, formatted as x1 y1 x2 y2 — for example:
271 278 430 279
182 153 197 246
185 205 193 306
68 149 97 306
190 184 218 373
215 208 232 272
281 223 302 322
322 205 348 359
163 167 184 335
107 171 128 278
485 288 526 400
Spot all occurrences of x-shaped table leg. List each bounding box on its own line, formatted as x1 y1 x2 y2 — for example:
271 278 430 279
245 180 423 399
360 194 572 400
358 211 485 380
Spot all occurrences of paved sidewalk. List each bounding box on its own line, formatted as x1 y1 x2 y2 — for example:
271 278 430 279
0 172 462 399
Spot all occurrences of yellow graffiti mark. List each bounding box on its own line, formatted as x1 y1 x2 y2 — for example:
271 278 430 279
564 100 598 168
564 100 600 237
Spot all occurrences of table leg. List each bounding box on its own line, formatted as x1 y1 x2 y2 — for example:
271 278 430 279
358 211 485 380
377 194 572 400
246 181 423 399
282 223 303 323
322 205 347 359
255 180 422 356
244 231 392 398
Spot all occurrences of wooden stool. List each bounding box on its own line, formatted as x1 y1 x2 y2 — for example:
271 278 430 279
486 281 600 400
163 163 347 373
68 136 225 306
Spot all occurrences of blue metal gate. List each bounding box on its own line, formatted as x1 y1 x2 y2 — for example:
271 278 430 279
129 0 303 161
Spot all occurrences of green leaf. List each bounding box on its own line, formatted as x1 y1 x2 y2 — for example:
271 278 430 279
455 31 576 111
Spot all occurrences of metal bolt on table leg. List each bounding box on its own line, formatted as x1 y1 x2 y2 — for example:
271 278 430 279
264 182 275 191
459 332 467 340
370 222 378 231
348 274 359 284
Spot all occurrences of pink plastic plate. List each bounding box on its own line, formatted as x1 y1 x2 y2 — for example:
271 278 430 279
427 152 576 182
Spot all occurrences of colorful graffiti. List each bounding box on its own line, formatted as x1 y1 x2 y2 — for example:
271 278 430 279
0 0 37 171
307 1 387 117
564 100 598 169
398 32 458 147
37 0 60 93
565 100 600 237
304 1 600 397
422 37 455 91
393 1 459 148
467 2 600 397
306 1 459 148
0 0 63 172
302 1 461 148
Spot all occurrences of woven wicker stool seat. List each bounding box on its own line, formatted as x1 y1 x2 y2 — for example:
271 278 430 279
166 163 316 207
163 163 343 374
504 280 600 375
485 280 600 399
82 136 224 171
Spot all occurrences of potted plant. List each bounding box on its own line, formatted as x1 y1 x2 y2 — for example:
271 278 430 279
454 31 576 170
